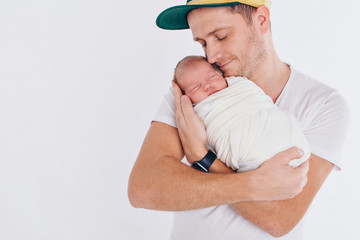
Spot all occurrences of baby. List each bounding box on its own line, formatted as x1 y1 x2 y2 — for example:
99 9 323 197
174 55 227 104
173 56 310 172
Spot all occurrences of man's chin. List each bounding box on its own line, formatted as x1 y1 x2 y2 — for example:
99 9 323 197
221 66 239 77
222 71 233 77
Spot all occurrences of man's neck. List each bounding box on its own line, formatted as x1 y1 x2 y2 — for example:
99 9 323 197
250 54 290 103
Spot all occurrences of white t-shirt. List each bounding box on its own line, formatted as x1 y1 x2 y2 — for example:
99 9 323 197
152 67 350 239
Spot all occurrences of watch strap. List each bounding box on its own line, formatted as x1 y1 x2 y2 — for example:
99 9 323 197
191 150 217 172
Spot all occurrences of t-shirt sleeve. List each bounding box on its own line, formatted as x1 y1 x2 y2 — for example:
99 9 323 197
304 92 350 170
152 88 177 128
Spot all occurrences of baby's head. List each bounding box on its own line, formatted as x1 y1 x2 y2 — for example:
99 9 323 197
174 56 228 104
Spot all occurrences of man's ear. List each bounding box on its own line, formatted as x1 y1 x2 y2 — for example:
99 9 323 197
254 5 270 34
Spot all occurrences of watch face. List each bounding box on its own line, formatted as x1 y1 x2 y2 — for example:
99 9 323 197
192 162 208 172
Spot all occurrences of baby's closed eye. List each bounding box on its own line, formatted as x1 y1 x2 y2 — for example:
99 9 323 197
191 85 200 92
207 75 217 81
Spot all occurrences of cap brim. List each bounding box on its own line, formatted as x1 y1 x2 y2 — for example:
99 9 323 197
156 2 240 30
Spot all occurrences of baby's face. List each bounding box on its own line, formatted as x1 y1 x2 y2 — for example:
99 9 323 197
177 60 228 104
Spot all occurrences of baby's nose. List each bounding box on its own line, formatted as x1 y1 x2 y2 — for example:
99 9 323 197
204 83 212 91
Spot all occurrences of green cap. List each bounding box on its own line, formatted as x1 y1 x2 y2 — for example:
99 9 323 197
156 0 271 30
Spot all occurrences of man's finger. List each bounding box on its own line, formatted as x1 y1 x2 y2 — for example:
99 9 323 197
180 95 195 123
296 159 309 175
172 80 183 97
172 81 183 112
172 81 187 127
277 146 304 164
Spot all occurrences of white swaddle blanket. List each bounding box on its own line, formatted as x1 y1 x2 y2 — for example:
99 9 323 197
194 76 310 172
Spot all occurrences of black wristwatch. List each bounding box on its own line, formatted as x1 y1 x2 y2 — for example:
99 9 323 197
191 150 217 172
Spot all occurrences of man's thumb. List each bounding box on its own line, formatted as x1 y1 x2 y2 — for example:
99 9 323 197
277 146 304 163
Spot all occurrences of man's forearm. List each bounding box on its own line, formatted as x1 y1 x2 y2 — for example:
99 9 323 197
210 154 333 237
129 123 308 211
130 156 261 211
210 159 303 237
230 195 309 237
128 122 259 211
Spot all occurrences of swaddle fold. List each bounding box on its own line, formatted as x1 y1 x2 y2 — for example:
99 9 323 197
194 76 310 172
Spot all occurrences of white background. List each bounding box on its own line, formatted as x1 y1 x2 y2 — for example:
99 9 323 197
0 0 359 239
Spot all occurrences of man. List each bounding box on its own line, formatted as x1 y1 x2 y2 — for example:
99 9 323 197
128 0 349 239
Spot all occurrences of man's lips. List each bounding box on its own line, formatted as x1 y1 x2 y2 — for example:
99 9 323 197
218 59 233 71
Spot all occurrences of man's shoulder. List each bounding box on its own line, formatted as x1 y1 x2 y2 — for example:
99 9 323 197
286 67 340 107
278 67 347 128
290 68 337 95
287 68 349 168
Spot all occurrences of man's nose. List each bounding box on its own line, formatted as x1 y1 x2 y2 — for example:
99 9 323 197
206 43 222 64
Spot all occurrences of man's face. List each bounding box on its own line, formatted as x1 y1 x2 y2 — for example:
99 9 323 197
177 60 228 104
187 7 266 79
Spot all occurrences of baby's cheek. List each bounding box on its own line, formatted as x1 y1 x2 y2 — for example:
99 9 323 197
200 92 209 102
191 92 204 104
221 81 228 90
188 94 199 104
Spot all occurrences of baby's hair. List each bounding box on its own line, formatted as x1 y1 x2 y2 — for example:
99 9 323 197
173 56 224 95
173 55 207 85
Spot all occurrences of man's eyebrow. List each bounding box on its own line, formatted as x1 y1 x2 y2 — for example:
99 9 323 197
193 26 230 41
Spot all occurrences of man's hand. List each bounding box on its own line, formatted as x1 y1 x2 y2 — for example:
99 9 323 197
250 147 309 201
172 81 208 163
208 146 309 201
